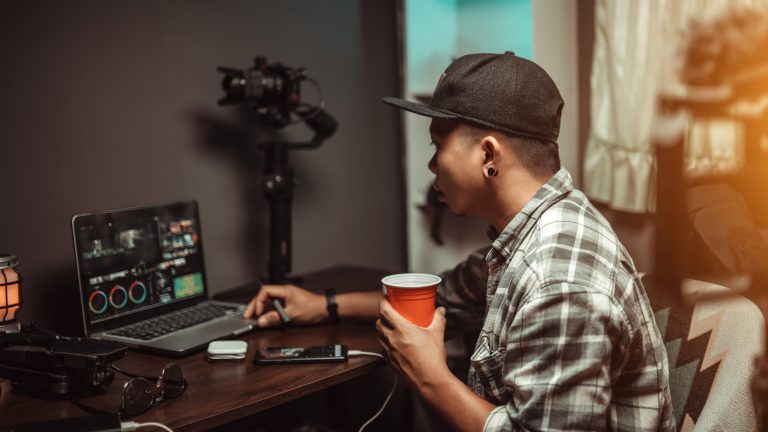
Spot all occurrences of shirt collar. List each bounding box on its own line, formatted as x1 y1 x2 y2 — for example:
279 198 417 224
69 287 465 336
487 168 574 265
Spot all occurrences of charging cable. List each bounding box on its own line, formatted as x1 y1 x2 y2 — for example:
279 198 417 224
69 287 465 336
121 421 175 432
348 350 398 432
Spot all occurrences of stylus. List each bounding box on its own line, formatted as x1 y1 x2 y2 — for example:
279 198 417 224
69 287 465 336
271 298 291 325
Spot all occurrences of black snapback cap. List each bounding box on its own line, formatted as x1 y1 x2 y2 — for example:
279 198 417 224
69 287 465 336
383 52 564 143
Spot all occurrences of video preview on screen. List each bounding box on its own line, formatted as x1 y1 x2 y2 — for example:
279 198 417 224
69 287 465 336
75 204 206 324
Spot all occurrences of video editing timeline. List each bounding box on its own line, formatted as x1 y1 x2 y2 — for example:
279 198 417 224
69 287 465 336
77 213 205 324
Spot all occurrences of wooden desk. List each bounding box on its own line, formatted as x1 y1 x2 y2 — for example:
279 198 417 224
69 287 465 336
0 266 392 431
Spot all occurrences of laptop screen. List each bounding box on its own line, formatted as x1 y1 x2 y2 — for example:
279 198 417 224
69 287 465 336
72 201 208 333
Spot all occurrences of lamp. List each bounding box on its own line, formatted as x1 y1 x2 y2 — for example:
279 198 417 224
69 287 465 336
0 253 22 333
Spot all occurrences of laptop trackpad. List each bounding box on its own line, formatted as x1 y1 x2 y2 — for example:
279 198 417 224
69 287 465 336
148 318 254 352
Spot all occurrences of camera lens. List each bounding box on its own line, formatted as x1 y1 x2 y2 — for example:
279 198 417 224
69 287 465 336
221 74 245 101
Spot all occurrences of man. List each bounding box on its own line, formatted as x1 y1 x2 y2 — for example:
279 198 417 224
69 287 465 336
245 52 674 431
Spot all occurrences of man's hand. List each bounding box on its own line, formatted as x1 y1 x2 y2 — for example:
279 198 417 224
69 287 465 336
376 298 450 390
243 284 327 327
377 299 495 432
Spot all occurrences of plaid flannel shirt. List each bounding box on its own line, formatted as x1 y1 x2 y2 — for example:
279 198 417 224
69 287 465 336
437 168 675 431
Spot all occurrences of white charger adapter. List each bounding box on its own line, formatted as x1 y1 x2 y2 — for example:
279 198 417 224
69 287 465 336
207 340 248 361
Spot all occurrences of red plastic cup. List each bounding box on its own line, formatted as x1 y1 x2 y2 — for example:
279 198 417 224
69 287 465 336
381 273 441 327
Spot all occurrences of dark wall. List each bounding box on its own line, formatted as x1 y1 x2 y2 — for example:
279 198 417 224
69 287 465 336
0 0 405 335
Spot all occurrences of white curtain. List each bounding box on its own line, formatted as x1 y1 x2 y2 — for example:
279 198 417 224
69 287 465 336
584 0 762 213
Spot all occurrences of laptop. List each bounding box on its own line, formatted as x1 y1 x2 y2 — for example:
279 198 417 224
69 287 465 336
71 200 257 357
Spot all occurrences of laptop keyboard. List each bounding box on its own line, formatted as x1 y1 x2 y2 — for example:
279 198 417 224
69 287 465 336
107 303 240 341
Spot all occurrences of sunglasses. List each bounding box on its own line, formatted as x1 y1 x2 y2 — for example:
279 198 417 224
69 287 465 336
113 363 187 418
70 363 187 418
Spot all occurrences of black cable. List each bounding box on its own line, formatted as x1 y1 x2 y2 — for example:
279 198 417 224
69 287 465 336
68 394 112 416
111 364 155 381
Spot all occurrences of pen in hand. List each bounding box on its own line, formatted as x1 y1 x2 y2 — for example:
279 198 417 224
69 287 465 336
271 298 292 325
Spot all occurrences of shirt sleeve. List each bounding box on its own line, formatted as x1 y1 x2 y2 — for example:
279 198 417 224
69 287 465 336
483 283 629 432
436 246 490 338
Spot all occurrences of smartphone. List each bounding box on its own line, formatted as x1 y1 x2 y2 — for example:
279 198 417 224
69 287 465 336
252 344 348 365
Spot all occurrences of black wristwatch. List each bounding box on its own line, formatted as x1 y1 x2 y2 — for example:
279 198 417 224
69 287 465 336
325 288 339 324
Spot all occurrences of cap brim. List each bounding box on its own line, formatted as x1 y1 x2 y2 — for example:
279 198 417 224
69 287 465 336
382 97 457 119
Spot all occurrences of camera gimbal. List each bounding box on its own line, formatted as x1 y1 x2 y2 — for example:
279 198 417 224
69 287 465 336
217 57 337 283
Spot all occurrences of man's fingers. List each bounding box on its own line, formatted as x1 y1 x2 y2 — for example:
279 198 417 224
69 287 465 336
428 306 447 330
244 285 289 318
256 311 280 328
243 296 258 318
378 298 406 328
254 285 289 316
378 311 395 330
378 339 391 364
252 289 270 317
374 321 392 364
375 319 389 342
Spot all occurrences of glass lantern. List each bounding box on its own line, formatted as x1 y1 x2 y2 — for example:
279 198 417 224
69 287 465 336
0 253 22 332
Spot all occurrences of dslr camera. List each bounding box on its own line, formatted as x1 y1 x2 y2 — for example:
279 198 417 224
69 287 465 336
217 56 311 128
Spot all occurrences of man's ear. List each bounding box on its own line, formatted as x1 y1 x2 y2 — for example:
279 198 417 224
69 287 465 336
480 135 502 165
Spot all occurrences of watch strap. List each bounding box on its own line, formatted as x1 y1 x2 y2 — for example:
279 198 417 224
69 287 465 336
325 288 339 324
